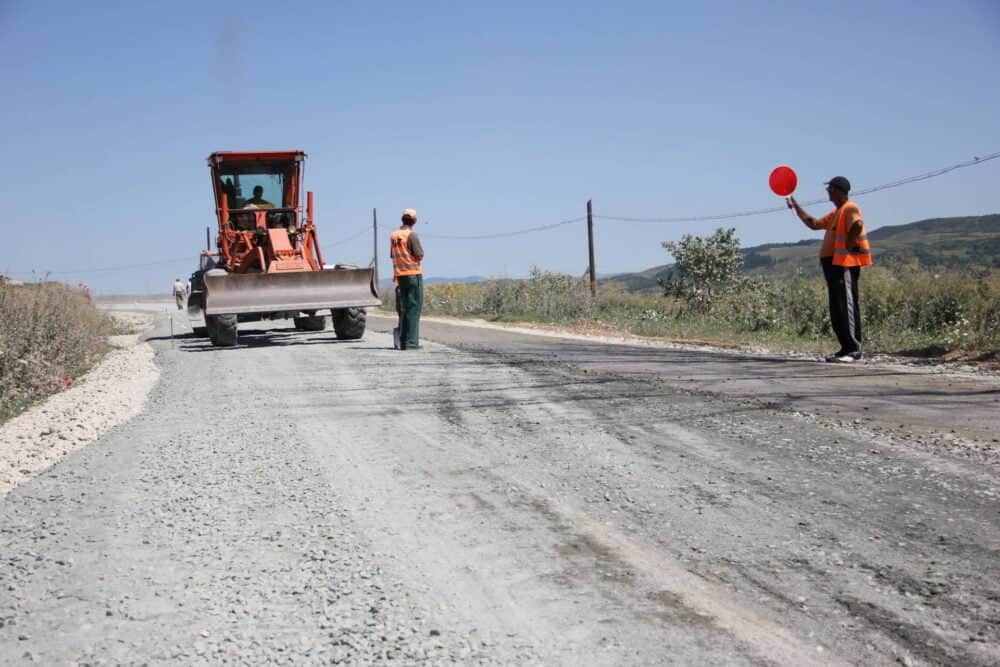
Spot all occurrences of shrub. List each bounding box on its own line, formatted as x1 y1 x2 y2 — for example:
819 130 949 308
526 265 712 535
660 228 742 311
382 264 999 355
0 282 113 421
412 268 593 322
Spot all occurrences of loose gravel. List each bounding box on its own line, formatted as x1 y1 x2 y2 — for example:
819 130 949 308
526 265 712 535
1 307 997 665
0 312 158 495
0 312 539 665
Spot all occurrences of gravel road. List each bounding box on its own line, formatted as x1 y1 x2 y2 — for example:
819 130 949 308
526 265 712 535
1 305 998 665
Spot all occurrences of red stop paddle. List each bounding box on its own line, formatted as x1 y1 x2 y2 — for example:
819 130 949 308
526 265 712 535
769 165 797 197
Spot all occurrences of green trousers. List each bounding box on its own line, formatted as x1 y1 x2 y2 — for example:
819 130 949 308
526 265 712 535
396 274 423 349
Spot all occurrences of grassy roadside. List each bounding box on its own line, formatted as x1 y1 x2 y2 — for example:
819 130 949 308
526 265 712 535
0 282 127 423
381 267 1000 360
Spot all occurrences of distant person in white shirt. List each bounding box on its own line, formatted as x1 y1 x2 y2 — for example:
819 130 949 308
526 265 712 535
172 278 186 310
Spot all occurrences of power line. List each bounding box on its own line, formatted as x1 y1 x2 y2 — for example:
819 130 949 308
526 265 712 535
852 151 999 196
14 256 193 277
596 150 1000 224
422 216 586 240
329 226 371 246
10 150 996 275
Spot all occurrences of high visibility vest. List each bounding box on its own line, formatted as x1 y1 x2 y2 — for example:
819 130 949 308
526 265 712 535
832 201 873 268
390 227 422 278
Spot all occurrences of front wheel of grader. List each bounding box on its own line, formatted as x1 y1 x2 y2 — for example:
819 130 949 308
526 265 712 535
293 314 327 331
207 314 238 347
331 307 366 340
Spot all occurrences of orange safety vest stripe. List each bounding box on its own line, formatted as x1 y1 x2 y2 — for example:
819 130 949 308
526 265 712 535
390 227 422 277
831 201 873 268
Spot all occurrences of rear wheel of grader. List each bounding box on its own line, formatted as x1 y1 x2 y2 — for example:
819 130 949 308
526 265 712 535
293 314 327 331
331 307 366 340
207 314 238 347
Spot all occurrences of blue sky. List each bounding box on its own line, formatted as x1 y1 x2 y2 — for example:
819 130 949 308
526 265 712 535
1 0 998 294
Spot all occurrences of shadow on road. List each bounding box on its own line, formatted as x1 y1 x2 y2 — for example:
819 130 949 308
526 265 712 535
146 327 367 351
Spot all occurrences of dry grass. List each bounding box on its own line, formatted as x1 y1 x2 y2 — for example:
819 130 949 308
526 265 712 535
384 267 1000 358
0 282 114 421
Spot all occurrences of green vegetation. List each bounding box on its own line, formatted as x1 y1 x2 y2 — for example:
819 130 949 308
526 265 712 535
660 228 742 311
0 282 116 422
383 225 1000 357
609 214 1000 292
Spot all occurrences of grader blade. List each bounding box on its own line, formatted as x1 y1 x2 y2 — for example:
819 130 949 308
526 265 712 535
204 268 380 315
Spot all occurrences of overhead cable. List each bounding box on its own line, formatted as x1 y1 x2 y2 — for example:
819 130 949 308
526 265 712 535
34 256 193 276
13 150 997 274
330 226 371 246
595 150 1000 224
422 216 586 240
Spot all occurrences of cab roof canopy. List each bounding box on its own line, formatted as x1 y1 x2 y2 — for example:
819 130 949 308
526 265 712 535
207 151 306 166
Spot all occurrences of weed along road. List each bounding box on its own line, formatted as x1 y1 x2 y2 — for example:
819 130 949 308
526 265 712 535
3 308 999 665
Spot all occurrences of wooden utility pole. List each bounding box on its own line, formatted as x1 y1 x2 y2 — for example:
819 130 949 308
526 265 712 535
373 208 379 288
587 199 596 297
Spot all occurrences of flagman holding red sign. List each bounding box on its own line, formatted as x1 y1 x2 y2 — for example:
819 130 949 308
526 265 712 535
783 173 873 363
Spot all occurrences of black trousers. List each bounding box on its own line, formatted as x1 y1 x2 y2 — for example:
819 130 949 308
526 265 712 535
821 257 861 354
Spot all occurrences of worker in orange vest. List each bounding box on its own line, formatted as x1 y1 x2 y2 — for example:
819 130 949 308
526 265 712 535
787 176 873 363
390 208 425 350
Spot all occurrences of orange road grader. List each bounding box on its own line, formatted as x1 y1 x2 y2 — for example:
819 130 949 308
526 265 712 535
187 150 380 346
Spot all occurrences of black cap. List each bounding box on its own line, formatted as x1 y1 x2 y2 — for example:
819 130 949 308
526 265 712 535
825 176 851 193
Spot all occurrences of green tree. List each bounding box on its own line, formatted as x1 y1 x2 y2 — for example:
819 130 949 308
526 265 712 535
660 227 742 311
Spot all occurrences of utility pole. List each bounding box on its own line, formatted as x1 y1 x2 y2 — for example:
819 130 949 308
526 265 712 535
373 208 379 288
587 199 596 297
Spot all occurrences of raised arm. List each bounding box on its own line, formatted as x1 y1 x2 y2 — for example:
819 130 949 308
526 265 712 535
787 196 825 230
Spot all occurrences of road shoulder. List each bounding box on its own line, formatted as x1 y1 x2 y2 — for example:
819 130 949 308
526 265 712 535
0 312 159 495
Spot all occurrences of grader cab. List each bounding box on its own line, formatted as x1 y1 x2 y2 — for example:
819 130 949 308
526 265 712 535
188 150 379 346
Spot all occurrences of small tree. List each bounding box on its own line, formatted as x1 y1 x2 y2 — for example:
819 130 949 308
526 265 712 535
660 227 742 311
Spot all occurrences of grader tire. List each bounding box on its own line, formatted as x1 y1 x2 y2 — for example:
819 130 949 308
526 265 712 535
207 314 238 347
192 326 208 337
332 307 366 340
293 314 326 331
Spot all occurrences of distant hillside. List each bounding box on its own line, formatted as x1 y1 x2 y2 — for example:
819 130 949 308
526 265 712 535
605 214 1000 293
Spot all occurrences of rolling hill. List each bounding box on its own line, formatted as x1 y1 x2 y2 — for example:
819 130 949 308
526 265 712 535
605 214 1000 293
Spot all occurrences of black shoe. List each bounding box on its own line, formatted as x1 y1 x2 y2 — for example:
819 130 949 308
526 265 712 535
825 350 848 363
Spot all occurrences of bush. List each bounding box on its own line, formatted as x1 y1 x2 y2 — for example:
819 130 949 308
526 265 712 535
381 265 999 355
660 228 742 311
0 282 113 421
857 268 1000 351
407 268 593 323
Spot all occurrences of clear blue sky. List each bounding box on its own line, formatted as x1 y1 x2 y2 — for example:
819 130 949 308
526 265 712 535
2 0 998 294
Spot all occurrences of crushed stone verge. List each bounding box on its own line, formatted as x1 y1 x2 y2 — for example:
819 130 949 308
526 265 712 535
0 312 158 495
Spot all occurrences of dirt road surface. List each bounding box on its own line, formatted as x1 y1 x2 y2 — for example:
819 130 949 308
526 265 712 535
2 304 998 665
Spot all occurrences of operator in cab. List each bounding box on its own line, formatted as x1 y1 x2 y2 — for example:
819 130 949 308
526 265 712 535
243 185 275 209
